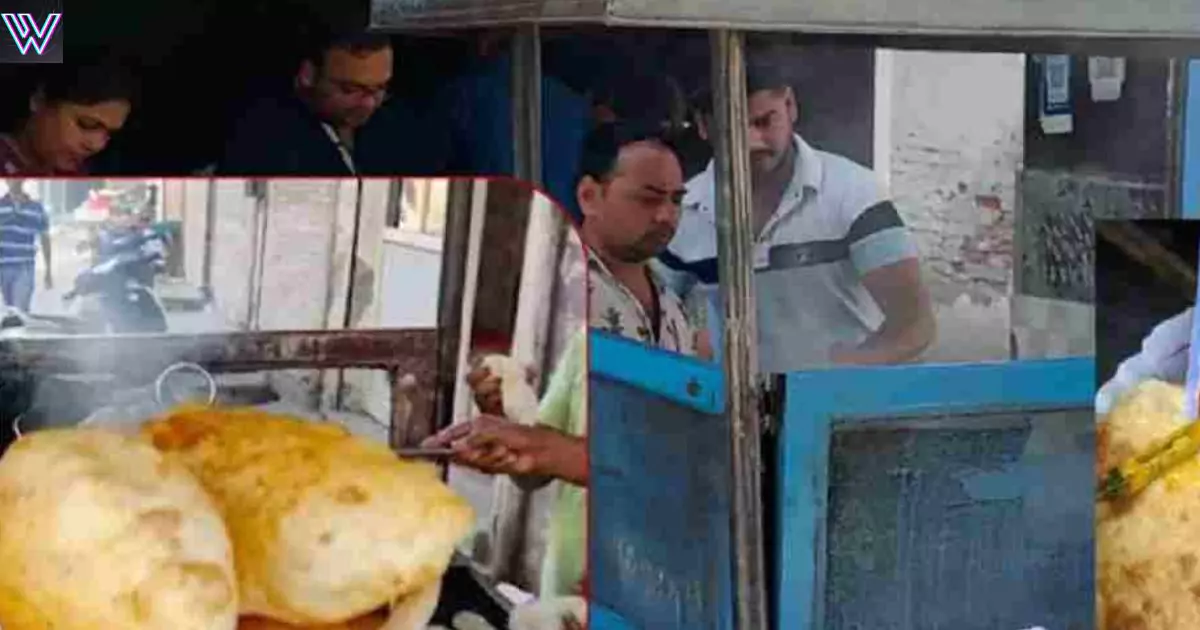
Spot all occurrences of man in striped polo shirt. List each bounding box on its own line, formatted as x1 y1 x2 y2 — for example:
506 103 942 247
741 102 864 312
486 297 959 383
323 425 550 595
660 61 936 373
0 179 52 312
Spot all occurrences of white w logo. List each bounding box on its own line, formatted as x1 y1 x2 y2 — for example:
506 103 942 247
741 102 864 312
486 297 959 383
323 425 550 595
1 13 61 56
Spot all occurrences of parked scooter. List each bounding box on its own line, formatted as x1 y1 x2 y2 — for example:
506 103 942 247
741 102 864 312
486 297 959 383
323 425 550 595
64 222 170 334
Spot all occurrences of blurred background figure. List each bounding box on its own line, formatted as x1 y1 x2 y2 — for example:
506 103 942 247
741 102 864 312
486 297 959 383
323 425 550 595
0 178 51 312
662 57 935 371
219 13 398 176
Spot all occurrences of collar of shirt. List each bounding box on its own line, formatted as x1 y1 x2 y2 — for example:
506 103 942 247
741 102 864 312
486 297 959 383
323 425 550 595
587 248 695 354
269 94 359 175
318 122 358 175
587 248 663 319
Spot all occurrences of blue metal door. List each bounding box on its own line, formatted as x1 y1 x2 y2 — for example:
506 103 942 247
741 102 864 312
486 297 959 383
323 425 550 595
589 331 734 630
777 359 1095 630
590 327 1093 629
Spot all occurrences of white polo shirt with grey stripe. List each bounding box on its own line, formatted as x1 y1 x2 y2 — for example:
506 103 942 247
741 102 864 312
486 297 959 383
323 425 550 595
657 134 920 374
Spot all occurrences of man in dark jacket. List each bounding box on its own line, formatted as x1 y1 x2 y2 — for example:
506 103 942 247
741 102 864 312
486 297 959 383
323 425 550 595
218 25 448 176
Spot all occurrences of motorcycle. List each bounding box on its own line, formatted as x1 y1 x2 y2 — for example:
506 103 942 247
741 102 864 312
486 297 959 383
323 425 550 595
64 224 171 334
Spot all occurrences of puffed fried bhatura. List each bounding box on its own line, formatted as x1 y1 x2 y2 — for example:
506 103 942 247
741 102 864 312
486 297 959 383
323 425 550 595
1097 380 1200 630
0 405 475 630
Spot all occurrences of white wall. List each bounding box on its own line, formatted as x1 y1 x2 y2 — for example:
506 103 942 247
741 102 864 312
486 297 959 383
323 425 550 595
882 50 1026 362
208 181 258 330
377 235 444 328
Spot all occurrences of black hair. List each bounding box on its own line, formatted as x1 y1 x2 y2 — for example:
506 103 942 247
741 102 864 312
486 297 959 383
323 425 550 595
576 120 683 187
573 121 685 225
36 56 141 108
689 58 792 116
302 13 392 69
746 58 792 95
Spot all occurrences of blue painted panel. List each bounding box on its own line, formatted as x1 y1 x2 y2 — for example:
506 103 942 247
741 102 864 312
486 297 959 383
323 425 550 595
589 370 734 630
591 605 639 630
1184 59 1200 218
778 358 1095 630
438 52 591 221
589 330 725 415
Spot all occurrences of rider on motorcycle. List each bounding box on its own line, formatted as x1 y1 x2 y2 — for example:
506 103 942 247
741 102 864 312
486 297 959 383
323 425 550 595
66 204 170 334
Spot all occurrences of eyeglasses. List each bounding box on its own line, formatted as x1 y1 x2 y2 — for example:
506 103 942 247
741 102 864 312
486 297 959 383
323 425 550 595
330 80 391 103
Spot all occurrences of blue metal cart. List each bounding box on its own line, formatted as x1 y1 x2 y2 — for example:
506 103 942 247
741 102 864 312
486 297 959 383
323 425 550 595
590 334 1093 630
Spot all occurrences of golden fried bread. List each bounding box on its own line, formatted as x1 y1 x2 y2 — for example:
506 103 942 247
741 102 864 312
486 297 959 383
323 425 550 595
1098 379 1200 630
144 406 473 626
0 428 238 630
237 610 388 630
237 577 441 630
1098 379 1188 475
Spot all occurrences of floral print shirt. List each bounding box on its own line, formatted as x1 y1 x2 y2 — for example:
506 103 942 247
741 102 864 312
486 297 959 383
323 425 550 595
588 250 697 357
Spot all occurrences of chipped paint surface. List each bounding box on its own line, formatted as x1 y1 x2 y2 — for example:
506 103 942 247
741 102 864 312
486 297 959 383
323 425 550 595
778 360 1094 630
824 410 1094 630
589 372 734 630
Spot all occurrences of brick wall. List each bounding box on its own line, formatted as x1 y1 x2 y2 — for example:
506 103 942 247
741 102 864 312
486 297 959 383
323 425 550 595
888 50 1025 298
885 51 1026 361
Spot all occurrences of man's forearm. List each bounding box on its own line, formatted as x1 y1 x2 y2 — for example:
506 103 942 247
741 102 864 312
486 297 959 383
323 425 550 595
848 315 935 365
532 433 588 487
852 259 936 365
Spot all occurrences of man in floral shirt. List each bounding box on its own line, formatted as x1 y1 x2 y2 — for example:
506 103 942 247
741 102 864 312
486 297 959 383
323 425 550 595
423 122 709 614
576 121 710 358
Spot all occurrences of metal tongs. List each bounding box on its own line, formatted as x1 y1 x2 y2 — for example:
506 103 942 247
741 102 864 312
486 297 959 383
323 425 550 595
1098 419 1200 501
394 446 455 460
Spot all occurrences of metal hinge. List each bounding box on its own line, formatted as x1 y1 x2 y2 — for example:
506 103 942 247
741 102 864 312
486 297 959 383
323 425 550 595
757 377 781 437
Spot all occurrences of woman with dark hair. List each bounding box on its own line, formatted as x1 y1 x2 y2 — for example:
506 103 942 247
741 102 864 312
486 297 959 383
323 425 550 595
0 59 139 174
